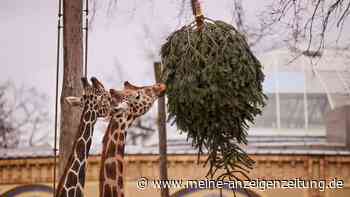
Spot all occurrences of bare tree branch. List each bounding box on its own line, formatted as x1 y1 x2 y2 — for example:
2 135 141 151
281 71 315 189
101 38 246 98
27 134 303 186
232 0 245 34
257 0 350 52
127 114 156 145
0 82 49 148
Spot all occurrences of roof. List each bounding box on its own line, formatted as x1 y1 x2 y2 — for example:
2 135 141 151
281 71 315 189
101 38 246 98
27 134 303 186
1 135 350 159
257 47 350 108
258 47 350 72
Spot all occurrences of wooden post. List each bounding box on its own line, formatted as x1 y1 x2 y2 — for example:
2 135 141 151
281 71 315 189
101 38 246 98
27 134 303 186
154 62 169 197
59 0 84 178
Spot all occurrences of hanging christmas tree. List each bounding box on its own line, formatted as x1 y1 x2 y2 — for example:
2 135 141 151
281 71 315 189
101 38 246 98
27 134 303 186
161 0 266 181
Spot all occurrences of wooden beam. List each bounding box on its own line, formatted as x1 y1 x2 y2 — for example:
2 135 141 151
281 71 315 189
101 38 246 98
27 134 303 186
154 62 169 197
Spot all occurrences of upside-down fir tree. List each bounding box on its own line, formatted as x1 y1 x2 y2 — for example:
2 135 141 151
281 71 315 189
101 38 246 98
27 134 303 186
161 0 266 182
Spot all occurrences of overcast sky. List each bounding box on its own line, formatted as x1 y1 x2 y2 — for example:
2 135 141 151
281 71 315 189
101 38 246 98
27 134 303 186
0 0 273 91
1 0 349 147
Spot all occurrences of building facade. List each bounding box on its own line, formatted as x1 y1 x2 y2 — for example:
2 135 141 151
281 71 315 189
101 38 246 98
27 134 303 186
0 150 350 197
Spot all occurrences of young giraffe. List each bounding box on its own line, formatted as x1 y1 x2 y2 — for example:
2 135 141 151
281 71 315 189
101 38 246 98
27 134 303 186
99 81 166 197
56 77 123 197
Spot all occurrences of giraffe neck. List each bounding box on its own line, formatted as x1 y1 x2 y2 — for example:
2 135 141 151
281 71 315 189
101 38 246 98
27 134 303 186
56 109 97 197
100 112 135 197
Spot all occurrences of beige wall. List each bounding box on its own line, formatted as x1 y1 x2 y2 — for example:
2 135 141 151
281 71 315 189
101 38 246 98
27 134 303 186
0 154 349 197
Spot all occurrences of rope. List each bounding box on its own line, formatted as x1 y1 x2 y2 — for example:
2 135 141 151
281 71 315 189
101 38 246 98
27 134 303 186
191 0 205 31
53 0 63 195
83 0 89 78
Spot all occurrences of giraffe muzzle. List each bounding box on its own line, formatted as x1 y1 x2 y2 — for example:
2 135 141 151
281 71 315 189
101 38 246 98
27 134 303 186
154 83 166 97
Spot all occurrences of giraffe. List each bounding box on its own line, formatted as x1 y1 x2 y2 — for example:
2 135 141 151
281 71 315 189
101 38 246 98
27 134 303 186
56 77 125 197
99 81 166 197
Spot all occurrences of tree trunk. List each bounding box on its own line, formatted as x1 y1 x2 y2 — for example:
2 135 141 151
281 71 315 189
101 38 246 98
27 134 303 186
154 62 169 197
59 0 83 178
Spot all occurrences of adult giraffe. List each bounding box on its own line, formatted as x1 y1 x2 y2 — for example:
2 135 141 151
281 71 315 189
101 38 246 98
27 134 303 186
55 77 125 197
100 81 166 197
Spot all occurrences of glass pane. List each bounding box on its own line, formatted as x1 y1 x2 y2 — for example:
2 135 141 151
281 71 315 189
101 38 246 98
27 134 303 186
277 71 306 129
277 72 305 93
307 93 330 130
254 70 278 129
279 93 305 129
305 71 331 134
254 93 277 128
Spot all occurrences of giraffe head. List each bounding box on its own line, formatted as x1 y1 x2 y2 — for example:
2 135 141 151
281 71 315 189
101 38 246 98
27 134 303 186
110 81 166 118
65 77 126 119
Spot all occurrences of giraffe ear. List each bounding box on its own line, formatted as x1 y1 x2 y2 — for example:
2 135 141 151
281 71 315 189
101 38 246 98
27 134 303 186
124 81 141 90
65 96 81 106
90 77 105 90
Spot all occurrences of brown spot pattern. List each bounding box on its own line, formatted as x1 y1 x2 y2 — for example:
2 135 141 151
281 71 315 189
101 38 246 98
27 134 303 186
86 139 92 156
117 144 124 157
118 133 124 141
118 160 123 173
104 185 112 197
111 121 119 131
91 110 97 121
83 124 91 140
76 187 83 197
112 187 117 197
66 171 77 188
68 188 75 197
107 143 116 157
78 164 86 186
71 161 80 172
113 132 119 142
118 176 123 188
105 162 117 179
76 140 85 162
120 123 126 130
83 111 91 122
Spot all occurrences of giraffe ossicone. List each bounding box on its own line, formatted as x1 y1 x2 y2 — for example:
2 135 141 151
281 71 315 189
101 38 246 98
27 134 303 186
100 81 166 197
